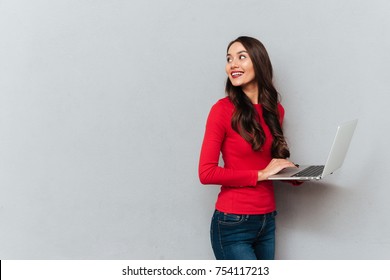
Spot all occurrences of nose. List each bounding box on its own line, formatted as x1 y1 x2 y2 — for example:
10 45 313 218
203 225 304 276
230 58 239 69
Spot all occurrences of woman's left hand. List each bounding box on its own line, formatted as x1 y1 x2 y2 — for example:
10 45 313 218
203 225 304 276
285 180 304 186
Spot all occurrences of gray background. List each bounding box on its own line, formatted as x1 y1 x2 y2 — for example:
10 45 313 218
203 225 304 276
1 0 389 259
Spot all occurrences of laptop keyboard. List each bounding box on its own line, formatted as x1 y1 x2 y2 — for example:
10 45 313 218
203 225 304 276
292 165 325 178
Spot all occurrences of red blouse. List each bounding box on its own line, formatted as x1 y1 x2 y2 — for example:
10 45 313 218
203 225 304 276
198 97 285 214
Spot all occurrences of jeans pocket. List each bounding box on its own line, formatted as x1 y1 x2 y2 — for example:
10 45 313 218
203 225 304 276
218 212 245 226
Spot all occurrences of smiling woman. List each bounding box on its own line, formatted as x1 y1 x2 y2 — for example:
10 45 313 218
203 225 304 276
226 44 257 98
225 37 290 158
198 36 297 260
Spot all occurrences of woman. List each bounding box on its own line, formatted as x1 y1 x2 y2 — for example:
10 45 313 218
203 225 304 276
198 36 297 260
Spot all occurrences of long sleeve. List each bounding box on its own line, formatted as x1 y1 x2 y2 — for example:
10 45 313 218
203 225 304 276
198 101 258 187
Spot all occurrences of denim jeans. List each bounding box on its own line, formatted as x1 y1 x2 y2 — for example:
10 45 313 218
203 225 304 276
210 210 277 260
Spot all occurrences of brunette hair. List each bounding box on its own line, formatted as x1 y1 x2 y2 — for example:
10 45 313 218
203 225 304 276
226 36 290 158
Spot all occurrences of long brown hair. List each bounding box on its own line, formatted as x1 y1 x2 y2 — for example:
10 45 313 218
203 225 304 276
226 36 290 158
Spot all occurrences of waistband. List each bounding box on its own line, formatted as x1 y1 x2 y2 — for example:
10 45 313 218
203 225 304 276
214 209 278 219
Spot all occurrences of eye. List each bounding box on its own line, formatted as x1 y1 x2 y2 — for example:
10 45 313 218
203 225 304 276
239 54 246 60
226 57 232 63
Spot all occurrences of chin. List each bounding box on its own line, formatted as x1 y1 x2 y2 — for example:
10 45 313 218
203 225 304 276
230 80 243 87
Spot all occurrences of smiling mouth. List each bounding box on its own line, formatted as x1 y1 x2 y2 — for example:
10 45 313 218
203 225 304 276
231 71 243 78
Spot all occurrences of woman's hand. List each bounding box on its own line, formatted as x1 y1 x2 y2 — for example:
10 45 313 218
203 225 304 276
257 158 297 181
285 180 304 186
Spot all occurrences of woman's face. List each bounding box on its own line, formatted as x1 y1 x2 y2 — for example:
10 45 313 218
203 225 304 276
226 42 256 90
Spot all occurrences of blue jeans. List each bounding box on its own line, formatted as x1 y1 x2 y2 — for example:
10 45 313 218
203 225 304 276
210 210 277 260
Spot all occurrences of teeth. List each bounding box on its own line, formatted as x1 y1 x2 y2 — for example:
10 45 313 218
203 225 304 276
232 72 243 77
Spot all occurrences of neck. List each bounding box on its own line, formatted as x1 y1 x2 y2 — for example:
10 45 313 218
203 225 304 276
242 83 259 104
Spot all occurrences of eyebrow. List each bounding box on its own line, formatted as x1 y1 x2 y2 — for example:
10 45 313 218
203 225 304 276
226 50 248 57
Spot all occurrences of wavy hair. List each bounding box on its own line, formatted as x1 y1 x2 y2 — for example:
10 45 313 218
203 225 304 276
226 36 290 158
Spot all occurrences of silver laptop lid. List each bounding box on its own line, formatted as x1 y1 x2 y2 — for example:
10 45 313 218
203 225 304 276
321 119 358 177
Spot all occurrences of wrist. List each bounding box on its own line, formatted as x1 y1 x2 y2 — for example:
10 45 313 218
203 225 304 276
257 170 268 181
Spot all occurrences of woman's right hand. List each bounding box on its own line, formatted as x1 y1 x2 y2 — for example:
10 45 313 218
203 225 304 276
257 158 297 181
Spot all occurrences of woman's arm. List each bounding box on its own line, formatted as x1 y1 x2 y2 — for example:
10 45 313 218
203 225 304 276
198 103 258 187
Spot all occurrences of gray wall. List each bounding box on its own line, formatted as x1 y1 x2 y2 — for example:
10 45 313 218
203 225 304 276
1 0 389 259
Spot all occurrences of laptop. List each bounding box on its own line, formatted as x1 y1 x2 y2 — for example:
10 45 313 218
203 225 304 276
268 119 358 181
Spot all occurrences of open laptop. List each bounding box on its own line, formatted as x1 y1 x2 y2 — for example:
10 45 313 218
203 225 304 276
268 119 358 181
